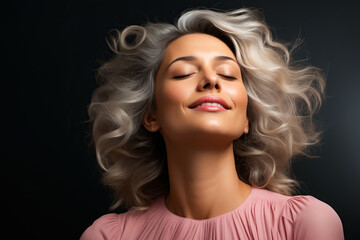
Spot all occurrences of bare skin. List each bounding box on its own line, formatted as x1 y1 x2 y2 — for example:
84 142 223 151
143 33 251 220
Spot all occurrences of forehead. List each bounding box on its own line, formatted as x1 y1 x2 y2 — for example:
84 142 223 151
163 33 236 60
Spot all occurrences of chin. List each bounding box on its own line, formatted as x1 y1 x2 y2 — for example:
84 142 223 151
190 127 243 141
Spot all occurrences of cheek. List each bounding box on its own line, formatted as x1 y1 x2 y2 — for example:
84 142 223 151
155 81 191 123
226 83 248 136
226 82 248 111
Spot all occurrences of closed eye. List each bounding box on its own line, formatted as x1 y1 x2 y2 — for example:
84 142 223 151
217 74 237 80
173 73 193 79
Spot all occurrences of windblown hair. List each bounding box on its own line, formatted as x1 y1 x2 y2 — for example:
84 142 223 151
89 8 325 210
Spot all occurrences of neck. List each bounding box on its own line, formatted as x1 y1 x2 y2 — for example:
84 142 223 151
164 140 251 220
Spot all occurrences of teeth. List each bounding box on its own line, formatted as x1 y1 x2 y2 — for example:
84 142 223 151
197 102 224 108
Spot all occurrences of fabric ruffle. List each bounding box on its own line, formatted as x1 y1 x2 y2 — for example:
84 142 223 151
81 188 343 240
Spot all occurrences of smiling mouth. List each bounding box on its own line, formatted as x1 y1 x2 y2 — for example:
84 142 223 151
189 97 230 111
190 102 226 109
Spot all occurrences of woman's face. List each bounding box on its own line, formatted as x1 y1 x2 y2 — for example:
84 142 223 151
145 33 248 145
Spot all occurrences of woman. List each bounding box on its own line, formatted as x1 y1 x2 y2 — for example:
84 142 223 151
81 8 343 239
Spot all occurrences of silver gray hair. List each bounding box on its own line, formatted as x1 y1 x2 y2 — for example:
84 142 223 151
89 8 325 210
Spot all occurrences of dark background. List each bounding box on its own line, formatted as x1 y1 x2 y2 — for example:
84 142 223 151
3 0 359 239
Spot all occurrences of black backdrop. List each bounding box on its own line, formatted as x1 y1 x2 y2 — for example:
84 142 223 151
3 0 360 239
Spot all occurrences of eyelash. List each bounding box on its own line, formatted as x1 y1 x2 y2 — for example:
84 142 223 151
218 74 237 80
173 73 236 80
173 74 193 79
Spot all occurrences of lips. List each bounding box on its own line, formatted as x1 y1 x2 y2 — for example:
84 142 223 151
189 96 230 110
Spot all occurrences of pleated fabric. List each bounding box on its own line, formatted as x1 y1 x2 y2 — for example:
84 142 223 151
81 188 343 240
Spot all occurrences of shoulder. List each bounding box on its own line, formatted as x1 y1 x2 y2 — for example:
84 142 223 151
249 188 344 239
80 198 165 240
281 194 344 240
80 213 123 240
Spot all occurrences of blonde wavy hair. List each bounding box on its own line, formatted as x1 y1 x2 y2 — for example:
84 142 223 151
89 8 325 210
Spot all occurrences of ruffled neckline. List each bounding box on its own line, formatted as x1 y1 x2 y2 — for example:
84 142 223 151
157 187 254 223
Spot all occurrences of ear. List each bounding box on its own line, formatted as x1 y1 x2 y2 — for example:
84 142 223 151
143 110 160 132
243 117 249 134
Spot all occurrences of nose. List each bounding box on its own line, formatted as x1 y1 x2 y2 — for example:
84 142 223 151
197 70 222 92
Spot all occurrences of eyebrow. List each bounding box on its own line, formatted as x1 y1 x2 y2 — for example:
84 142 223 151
166 55 237 69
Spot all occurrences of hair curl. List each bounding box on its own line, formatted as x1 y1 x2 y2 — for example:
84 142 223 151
89 8 325 210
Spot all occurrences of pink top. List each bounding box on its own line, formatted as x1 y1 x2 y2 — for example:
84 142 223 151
81 188 343 239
